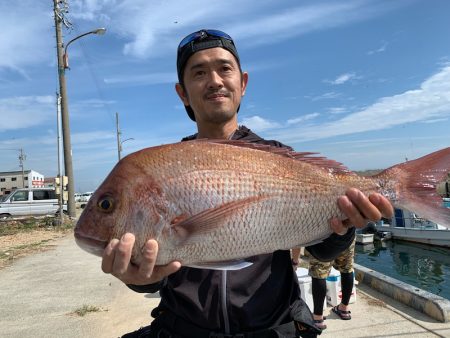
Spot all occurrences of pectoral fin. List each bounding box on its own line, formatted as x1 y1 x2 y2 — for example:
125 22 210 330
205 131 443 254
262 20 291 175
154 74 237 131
166 195 269 245
186 260 253 271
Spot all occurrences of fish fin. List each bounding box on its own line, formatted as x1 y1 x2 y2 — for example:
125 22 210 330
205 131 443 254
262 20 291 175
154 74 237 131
167 195 270 244
170 213 189 225
376 147 450 227
185 260 253 270
193 139 354 175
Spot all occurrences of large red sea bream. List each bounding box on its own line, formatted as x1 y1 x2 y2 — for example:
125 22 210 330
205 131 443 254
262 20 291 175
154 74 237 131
75 141 450 268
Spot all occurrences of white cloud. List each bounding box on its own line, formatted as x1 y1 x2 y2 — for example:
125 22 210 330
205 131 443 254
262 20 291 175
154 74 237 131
367 41 388 55
72 130 116 144
104 72 176 85
287 113 320 125
0 95 117 133
69 0 116 21
72 98 116 108
307 92 342 101
421 118 449 124
0 1 53 73
325 73 360 85
0 96 55 132
327 107 347 115
227 1 403 47
239 116 281 132
95 0 243 58
0 0 407 72
268 65 450 143
61 0 406 58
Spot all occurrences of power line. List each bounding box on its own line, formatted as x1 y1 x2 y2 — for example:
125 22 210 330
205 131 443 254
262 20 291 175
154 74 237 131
72 26 116 129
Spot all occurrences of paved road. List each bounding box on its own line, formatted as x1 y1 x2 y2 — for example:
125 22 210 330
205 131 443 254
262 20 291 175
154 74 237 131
0 234 158 338
1 233 449 338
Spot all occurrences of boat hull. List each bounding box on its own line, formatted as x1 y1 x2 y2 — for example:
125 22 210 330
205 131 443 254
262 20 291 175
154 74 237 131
375 225 450 247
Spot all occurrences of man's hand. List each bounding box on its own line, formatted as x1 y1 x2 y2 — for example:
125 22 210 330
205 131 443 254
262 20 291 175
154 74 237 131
101 233 181 285
331 188 394 235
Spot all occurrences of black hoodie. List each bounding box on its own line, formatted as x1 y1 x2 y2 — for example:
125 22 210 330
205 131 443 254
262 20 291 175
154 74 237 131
128 126 354 334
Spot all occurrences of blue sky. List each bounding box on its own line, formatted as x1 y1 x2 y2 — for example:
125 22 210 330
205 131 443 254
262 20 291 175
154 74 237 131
0 0 449 192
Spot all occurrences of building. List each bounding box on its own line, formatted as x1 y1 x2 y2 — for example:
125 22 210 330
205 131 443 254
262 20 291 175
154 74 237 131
0 170 45 196
43 177 56 188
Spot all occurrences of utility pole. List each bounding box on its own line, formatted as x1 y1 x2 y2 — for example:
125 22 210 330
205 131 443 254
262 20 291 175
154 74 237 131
53 0 76 218
116 112 122 161
18 148 26 188
56 93 64 225
116 112 134 161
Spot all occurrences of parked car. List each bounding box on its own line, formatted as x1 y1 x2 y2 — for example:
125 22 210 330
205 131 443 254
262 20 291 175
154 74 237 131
0 188 65 219
79 192 94 202
78 191 94 209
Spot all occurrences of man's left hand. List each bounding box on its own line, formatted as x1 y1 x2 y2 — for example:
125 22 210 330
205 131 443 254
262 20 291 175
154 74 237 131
331 188 393 235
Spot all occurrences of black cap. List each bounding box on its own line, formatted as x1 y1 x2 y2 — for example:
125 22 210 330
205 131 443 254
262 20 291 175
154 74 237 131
176 29 241 121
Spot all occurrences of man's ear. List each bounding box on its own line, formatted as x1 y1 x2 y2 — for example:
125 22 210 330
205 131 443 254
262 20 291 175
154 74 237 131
175 83 190 106
241 72 249 96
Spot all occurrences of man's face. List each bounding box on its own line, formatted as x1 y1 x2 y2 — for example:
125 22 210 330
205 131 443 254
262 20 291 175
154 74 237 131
176 48 248 124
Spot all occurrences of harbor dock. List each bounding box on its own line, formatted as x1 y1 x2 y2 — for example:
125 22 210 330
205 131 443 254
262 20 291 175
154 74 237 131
0 234 449 337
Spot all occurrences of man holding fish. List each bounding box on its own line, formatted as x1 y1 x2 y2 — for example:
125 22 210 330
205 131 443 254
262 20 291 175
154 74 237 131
82 29 396 337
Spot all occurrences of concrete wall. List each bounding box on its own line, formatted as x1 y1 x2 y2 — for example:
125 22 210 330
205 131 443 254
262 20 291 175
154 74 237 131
355 263 450 323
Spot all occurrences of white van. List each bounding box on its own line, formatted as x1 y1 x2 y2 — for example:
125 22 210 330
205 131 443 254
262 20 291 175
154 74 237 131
79 191 94 202
0 188 65 219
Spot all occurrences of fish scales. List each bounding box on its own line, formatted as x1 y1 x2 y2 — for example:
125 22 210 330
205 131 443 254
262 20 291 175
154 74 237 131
75 142 450 266
76 142 375 265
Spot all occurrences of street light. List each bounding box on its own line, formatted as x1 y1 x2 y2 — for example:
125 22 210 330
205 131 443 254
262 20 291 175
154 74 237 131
119 138 134 161
63 28 106 69
53 16 106 218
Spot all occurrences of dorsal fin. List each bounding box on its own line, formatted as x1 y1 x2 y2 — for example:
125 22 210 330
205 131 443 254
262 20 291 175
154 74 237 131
190 139 354 176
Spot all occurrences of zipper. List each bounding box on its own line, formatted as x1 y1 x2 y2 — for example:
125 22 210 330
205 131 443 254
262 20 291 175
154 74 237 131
221 270 231 334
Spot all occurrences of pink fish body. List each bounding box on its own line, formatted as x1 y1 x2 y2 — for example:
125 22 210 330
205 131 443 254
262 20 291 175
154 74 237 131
74 141 450 267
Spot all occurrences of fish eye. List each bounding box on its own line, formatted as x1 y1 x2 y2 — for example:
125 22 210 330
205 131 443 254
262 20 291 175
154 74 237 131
97 197 114 213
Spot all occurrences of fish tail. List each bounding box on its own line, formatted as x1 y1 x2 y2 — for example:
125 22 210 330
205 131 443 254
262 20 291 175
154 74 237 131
375 147 450 227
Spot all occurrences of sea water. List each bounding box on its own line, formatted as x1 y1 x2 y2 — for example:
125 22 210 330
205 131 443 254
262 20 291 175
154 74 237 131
355 240 450 300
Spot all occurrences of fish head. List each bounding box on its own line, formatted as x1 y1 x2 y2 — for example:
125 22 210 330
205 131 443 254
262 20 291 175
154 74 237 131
74 156 168 260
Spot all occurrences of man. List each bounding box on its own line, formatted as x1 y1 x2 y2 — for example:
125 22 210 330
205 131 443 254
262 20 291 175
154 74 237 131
102 29 393 338
292 240 356 331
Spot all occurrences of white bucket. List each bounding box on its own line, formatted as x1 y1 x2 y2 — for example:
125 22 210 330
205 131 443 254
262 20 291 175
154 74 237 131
326 267 357 306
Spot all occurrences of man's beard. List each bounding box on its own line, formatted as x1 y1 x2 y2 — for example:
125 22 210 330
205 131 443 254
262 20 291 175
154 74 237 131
188 88 238 124
203 109 236 124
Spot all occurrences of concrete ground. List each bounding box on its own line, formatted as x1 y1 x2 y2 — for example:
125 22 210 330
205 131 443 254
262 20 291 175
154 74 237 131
0 233 449 338
319 284 450 337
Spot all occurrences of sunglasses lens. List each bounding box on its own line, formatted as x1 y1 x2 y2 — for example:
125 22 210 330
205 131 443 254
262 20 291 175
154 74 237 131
178 30 233 50
178 32 201 49
204 29 232 40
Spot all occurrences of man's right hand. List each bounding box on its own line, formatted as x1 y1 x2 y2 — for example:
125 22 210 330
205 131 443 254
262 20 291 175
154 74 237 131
101 233 181 285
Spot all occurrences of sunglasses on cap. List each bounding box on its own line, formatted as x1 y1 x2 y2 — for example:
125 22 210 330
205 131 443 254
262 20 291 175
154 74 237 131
178 29 234 50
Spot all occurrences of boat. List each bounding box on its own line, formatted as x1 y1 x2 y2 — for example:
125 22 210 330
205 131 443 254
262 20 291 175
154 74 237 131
355 232 374 245
444 197 450 208
373 207 450 248
359 222 391 242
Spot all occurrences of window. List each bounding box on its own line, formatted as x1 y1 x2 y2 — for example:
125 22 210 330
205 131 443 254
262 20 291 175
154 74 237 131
11 191 28 201
1 188 5 191
33 190 56 200
0 178 5 182
11 177 17 181
24 177 28 181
